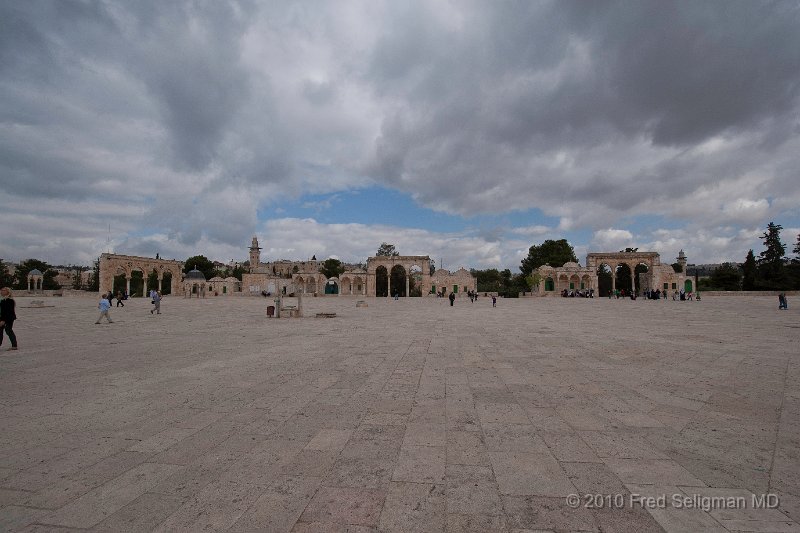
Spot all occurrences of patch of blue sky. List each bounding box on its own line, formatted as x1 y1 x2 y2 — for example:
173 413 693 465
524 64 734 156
257 185 567 238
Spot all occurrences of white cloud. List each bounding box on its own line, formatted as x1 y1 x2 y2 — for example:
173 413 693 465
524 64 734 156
591 228 635 251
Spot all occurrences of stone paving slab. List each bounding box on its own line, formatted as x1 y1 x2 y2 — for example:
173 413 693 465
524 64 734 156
0 294 798 531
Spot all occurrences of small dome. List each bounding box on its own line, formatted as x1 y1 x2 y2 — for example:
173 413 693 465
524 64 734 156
185 268 206 281
28 269 43 276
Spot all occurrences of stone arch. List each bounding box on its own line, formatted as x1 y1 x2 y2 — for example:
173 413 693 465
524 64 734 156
306 277 317 294
352 275 364 295
374 265 388 297
390 265 407 297
340 276 351 295
324 277 339 295
614 263 633 295
408 264 424 296
596 263 613 297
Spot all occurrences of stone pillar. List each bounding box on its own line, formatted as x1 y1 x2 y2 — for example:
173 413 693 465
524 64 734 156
126 277 131 296
350 281 353 295
405 274 410 298
27 278 31 292
611 271 616 293
631 274 636 295
158 277 163 292
387 275 391 298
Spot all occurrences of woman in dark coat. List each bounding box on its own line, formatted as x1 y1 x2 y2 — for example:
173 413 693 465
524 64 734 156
0 287 18 350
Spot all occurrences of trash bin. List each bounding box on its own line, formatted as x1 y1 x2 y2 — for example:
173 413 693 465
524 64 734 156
266 305 275 317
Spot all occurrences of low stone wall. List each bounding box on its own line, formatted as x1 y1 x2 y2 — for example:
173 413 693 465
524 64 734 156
700 290 800 296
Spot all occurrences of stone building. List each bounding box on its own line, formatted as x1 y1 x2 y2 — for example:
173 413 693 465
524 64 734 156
183 267 207 298
241 236 476 297
429 268 477 296
207 276 242 296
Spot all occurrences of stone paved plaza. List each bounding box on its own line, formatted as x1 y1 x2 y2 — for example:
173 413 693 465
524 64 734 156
1 294 799 532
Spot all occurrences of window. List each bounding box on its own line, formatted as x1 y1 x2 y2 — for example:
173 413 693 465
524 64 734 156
672 283 676 289
663 283 668 290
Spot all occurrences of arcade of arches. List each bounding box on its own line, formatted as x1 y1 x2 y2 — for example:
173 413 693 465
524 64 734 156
99 254 183 297
366 256 432 298
534 250 690 297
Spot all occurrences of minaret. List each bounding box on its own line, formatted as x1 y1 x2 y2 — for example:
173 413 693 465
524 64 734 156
249 236 262 273
677 249 687 273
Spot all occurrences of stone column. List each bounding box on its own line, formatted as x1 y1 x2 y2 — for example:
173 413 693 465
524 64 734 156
126 277 131 296
631 274 636 295
611 271 616 293
27 277 31 292
405 274 410 298
158 277 163 292
387 275 391 298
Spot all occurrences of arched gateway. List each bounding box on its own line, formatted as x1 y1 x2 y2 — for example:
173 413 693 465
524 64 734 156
99 253 183 296
366 256 432 297
586 252 661 295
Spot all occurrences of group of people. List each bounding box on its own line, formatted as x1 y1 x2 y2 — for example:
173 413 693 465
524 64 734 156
96 289 162 324
561 289 594 298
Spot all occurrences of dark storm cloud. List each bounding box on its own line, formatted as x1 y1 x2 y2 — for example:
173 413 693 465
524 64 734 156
364 0 800 216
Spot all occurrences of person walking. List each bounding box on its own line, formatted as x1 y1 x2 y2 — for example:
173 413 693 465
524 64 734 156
0 287 19 351
151 291 162 314
492 295 497 307
116 291 125 307
779 293 788 310
448 292 455 306
96 293 114 324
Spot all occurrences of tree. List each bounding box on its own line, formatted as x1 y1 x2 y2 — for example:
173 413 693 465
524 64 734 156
671 262 683 273
184 255 215 281
88 258 100 292
710 263 742 291
71 265 87 290
13 259 60 290
742 250 757 290
757 222 788 289
520 239 577 275
794 233 800 259
320 258 344 279
526 272 542 292
376 243 399 257
0 259 14 288
473 269 503 293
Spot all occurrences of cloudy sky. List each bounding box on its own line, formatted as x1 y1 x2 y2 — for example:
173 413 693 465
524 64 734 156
2 1 799 270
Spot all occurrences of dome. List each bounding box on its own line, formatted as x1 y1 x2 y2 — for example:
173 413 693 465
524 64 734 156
185 268 206 281
28 269 43 276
